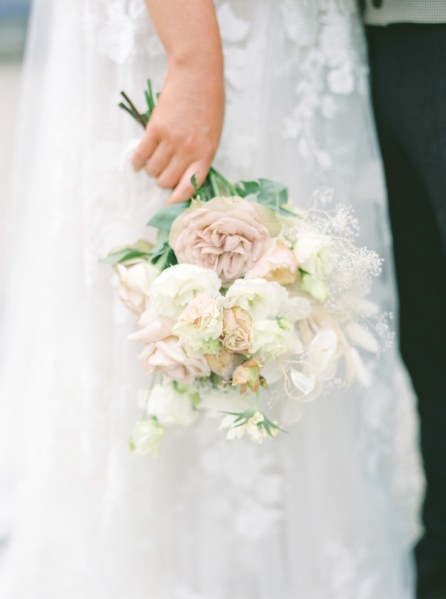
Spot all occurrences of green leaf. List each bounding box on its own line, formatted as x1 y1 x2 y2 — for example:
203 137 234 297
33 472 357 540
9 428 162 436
262 418 273 437
150 242 177 271
234 180 260 197
279 206 299 217
191 173 200 196
256 179 288 209
146 79 155 113
146 201 191 231
220 409 255 422
102 248 151 265
235 178 297 216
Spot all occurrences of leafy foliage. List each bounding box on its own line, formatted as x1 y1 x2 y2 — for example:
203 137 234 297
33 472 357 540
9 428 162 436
235 178 296 216
102 247 151 265
221 409 285 438
147 201 191 231
149 232 178 271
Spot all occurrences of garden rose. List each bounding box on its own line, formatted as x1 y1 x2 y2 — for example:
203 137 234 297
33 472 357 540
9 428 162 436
205 348 239 379
221 306 254 354
129 306 210 383
170 196 278 282
232 359 263 393
149 264 221 319
115 261 159 313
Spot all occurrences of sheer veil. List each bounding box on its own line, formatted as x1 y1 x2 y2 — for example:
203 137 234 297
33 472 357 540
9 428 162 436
0 1 424 597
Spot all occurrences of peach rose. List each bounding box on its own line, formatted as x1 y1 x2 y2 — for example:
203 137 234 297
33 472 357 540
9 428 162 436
205 348 240 379
129 306 209 383
221 306 254 354
232 359 263 393
245 240 298 285
169 197 278 283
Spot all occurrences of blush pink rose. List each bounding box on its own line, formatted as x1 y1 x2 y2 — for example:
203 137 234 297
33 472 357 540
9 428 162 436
169 196 277 283
129 306 210 383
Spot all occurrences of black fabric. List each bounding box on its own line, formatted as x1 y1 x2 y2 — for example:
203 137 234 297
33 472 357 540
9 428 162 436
367 24 446 597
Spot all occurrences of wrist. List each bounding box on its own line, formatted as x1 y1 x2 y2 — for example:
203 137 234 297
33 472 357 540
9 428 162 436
167 46 224 77
166 59 224 100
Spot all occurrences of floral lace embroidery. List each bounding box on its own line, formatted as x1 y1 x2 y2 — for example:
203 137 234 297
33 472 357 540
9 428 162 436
279 0 366 168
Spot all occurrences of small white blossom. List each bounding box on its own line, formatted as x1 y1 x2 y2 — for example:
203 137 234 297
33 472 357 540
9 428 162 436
130 418 165 457
147 383 197 427
220 411 280 444
294 229 334 277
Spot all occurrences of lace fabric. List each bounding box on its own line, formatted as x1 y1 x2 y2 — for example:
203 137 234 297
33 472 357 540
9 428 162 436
0 1 423 597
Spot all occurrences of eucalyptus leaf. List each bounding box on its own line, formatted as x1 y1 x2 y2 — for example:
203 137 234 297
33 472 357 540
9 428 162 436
235 178 296 216
147 201 191 231
256 178 288 208
102 248 151 265
279 206 299 217
235 180 260 197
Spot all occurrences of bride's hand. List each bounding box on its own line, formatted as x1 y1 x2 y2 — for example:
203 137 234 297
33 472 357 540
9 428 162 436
133 0 225 204
132 65 224 204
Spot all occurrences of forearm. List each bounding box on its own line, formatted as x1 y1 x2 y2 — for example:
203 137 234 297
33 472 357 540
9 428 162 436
145 0 224 74
134 0 225 203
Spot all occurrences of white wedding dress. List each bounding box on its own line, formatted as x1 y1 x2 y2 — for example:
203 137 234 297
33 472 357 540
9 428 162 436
0 1 424 598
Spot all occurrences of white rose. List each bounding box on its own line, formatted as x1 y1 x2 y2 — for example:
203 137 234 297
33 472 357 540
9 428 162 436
174 294 223 357
149 264 221 319
147 383 197 427
294 229 334 276
115 262 160 314
251 318 295 359
130 418 165 456
224 278 290 320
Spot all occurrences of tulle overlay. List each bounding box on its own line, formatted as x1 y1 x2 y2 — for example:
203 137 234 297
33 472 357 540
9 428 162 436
0 0 423 597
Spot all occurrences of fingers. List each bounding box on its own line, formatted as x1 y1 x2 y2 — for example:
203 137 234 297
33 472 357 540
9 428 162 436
156 154 189 190
166 159 210 204
132 128 158 171
145 142 174 178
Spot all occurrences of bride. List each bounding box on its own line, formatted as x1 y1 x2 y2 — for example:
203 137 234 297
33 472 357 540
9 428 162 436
0 0 423 597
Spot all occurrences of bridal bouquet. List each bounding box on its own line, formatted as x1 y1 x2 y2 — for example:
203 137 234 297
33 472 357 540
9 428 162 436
105 82 389 456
